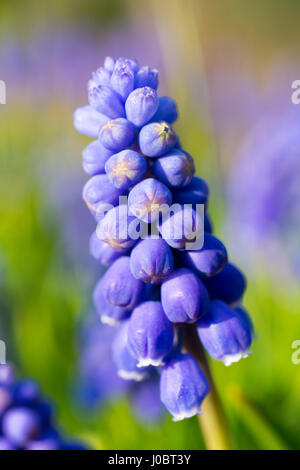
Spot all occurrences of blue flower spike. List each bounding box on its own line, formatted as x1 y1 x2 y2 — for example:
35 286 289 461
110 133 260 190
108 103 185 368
74 56 254 422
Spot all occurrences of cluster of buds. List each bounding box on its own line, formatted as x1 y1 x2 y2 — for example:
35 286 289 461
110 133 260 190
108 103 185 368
74 57 254 421
0 365 86 450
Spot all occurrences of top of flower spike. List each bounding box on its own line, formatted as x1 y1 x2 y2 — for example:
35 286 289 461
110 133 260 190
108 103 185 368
74 57 178 138
87 57 160 121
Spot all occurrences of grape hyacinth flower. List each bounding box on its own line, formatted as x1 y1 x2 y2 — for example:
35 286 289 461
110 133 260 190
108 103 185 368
125 87 159 127
96 205 138 251
134 66 159 90
203 262 246 306
73 105 110 139
110 58 136 101
89 66 111 89
128 177 172 223
127 301 174 367
93 278 131 326
161 268 210 323
179 233 228 277
197 300 253 366
99 118 135 152
82 174 125 221
130 237 174 284
150 96 178 124
89 231 129 267
0 364 87 451
82 140 113 176
112 320 148 381
152 149 195 188
160 354 210 421
2 408 41 447
101 256 146 310
139 121 177 157
88 85 125 118
173 176 209 209
158 204 203 250
105 149 147 190
74 56 254 428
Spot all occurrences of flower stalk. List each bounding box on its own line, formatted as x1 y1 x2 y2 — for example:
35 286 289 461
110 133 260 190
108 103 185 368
183 324 232 450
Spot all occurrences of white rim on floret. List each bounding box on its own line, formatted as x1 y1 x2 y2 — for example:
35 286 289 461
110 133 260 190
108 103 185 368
172 405 203 422
137 356 165 368
100 315 120 327
222 349 252 367
118 369 148 382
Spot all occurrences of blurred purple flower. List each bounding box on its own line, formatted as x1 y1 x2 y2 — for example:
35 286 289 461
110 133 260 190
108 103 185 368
38 153 98 276
0 365 88 450
77 317 129 406
76 315 164 424
0 25 164 106
206 48 300 168
228 108 300 277
129 375 164 424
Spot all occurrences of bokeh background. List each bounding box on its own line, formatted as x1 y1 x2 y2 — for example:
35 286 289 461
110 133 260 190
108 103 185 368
0 0 300 450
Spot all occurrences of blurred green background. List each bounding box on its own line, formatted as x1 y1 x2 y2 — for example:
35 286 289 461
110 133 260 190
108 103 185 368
0 0 300 450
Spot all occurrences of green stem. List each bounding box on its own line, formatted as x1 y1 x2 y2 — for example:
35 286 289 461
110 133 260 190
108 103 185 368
183 324 233 450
